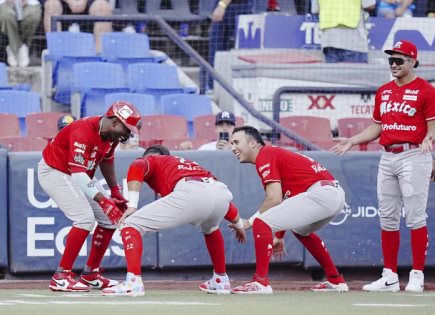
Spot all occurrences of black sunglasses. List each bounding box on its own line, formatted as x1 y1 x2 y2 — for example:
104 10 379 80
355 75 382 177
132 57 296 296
388 57 408 66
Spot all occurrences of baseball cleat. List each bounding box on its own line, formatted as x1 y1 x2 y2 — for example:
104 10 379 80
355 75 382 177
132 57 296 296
362 268 400 292
49 270 90 292
199 272 231 294
231 281 273 294
405 269 424 292
310 281 349 292
80 268 119 289
102 272 145 297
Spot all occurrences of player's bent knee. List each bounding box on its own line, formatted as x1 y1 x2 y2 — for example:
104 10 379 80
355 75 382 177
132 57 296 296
202 225 219 235
74 217 96 231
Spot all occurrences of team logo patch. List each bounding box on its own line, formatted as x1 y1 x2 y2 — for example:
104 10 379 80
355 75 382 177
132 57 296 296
258 163 270 172
87 179 97 188
118 105 133 119
74 154 85 165
74 141 86 150
381 95 389 101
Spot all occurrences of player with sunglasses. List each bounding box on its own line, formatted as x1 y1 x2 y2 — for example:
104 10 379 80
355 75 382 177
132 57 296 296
332 40 435 292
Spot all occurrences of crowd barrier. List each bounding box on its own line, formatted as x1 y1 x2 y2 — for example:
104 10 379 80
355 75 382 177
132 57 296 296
1 150 435 274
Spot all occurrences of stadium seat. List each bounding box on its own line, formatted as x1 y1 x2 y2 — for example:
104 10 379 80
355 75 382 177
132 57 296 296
279 116 334 150
26 112 65 139
127 63 196 99
0 136 47 152
43 32 101 106
139 115 189 146
72 62 128 117
145 0 205 22
0 113 20 138
101 32 166 66
0 90 41 135
105 93 157 116
193 114 244 141
160 94 212 137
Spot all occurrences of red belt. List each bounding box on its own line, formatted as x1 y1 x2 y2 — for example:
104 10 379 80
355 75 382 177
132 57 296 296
319 180 338 188
384 143 419 154
184 176 214 183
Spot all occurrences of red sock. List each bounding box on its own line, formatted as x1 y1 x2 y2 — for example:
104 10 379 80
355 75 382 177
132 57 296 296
411 226 428 271
121 227 143 275
204 229 226 274
59 226 90 270
381 230 400 273
86 226 115 270
293 232 343 284
252 218 273 286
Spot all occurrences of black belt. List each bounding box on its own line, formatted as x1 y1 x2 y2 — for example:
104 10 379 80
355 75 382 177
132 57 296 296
384 143 419 154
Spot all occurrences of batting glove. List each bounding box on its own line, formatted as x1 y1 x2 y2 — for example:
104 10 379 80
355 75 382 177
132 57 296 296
110 185 128 212
98 197 123 224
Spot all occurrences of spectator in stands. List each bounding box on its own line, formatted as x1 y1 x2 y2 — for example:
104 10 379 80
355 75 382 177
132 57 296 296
198 111 236 150
312 0 375 63
428 0 435 16
203 0 253 92
57 114 76 132
43 0 112 52
377 0 415 18
0 0 42 67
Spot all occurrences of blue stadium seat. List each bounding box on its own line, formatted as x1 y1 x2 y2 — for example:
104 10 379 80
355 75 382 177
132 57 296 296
72 62 128 117
160 94 212 137
0 90 41 135
128 63 196 101
105 92 157 116
45 32 101 105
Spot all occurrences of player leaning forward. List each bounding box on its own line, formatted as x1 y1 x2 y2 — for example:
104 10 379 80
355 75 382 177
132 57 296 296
102 145 246 296
38 102 142 292
332 40 435 292
230 126 348 294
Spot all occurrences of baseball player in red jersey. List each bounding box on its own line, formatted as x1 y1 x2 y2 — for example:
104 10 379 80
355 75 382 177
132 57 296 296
332 40 435 292
229 126 348 294
102 145 246 296
37 101 142 292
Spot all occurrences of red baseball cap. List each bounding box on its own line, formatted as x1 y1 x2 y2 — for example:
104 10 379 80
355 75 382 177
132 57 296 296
384 40 418 59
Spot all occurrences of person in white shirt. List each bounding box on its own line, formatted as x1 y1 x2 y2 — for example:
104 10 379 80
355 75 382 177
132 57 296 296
0 0 42 67
198 111 236 151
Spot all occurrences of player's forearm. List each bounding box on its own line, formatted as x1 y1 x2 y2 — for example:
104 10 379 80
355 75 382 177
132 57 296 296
99 162 118 188
424 120 435 142
350 123 382 145
127 180 142 208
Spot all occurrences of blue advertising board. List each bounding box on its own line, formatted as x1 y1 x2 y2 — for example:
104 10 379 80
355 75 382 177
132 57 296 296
0 149 7 268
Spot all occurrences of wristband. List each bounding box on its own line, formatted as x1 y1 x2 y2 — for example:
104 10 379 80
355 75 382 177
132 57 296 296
234 217 244 229
248 211 261 226
218 1 227 9
127 191 139 209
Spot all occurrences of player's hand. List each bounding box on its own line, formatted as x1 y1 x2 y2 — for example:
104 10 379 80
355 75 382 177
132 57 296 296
119 207 137 227
98 197 123 225
110 185 128 212
272 237 287 261
330 138 353 155
421 136 433 154
227 222 247 243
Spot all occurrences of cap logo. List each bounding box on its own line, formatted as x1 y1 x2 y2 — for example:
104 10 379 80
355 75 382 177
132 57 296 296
118 105 133 120
221 111 231 119
394 41 403 48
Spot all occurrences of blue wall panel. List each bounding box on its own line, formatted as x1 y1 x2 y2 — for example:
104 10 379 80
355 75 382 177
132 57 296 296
0 149 7 268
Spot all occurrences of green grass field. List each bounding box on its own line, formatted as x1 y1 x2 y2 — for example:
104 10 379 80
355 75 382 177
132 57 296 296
1 290 435 315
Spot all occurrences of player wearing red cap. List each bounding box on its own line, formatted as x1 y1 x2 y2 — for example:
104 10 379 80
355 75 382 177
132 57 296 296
102 145 246 296
332 40 435 292
38 101 142 292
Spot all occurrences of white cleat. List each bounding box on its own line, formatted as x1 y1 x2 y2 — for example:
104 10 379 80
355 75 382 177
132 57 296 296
362 268 400 292
405 269 424 293
101 272 145 297
199 272 231 294
231 281 273 294
311 281 349 292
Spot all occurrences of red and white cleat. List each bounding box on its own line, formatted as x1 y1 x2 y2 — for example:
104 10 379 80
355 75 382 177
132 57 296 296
231 281 273 294
80 268 119 289
49 270 90 292
310 281 349 292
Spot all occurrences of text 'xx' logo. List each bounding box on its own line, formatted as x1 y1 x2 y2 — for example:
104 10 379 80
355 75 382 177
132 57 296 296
308 95 335 110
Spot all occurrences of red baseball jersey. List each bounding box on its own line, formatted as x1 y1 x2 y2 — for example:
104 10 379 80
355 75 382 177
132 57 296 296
255 146 334 199
127 155 215 197
373 77 435 146
42 116 117 178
